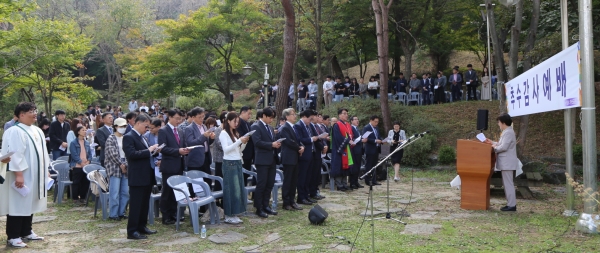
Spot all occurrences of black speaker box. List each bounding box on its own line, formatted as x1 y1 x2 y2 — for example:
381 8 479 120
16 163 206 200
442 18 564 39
477 109 489 130
308 204 328 225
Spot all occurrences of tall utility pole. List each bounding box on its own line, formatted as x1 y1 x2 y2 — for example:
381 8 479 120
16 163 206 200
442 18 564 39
561 0 576 217
576 0 598 232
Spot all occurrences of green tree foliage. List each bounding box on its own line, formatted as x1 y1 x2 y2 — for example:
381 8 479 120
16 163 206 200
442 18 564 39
132 0 268 110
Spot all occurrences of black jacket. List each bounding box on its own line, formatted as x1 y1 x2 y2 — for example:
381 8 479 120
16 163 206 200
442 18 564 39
251 120 277 166
279 123 301 165
49 120 70 150
123 131 157 187
238 118 255 162
158 124 185 174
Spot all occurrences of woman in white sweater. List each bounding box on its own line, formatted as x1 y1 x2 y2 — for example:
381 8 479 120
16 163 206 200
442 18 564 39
387 122 407 182
218 112 250 224
367 76 379 99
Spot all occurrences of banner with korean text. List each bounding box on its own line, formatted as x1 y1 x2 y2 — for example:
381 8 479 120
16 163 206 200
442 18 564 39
505 42 581 117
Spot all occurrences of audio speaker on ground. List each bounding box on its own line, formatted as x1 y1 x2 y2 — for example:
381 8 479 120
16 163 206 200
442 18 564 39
308 204 328 225
477 109 489 130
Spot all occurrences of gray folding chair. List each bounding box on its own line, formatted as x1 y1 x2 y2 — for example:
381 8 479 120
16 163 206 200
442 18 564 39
83 164 104 206
167 176 218 234
395 92 407 105
271 168 284 208
87 170 110 220
148 175 162 225
186 170 223 202
407 92 421 106
242 168 257 210
56 156 69 162
53 162 72 204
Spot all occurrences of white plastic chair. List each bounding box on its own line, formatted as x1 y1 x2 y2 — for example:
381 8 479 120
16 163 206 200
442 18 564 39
167 176 218 234
87 170 110 220
148 175 162 225
53 162 72 204
407 92 421 106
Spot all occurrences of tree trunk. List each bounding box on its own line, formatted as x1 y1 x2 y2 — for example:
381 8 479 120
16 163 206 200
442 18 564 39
330 55 344 78
515 0 540 158
508 0 523 80
485 0 508 114
315 0 322 109
372 0 393 132
402 48 413 78
275 0 296 117
393 49 401 76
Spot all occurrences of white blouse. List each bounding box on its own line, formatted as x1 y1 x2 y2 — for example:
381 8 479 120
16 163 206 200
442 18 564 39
219 130 247 160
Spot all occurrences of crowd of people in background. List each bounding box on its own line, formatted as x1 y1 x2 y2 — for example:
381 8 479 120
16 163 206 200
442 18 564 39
257 63 497 110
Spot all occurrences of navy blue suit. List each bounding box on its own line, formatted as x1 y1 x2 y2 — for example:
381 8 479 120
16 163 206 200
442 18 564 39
349 125 363 186
309 123 325 197
362 124 381 184
294 121 315 202
279 122 302 206
123 130 156 235
251 120 278 211
158 124 185 220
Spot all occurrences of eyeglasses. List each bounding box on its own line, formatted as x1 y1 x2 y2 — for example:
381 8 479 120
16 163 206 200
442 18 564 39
28 110 38 115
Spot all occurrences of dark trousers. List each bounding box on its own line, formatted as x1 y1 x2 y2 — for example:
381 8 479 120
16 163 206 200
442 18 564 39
467 85 477 100
363 154 379 184
309 152 322 197
52 149 67 160
6 215 33 240
369 90 377 99
254 163 276 210
451 84 462 102
127 185 152 235
242 158 254 186
349 158 360 187
213 162 223 207
281 164 299 206
296 158 312 202
70 167 89 200
422 91 431 105
160 173 178 219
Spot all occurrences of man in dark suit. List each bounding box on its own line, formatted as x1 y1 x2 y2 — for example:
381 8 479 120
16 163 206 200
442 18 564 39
362 115 383 186
449 67 463 102
395 73 408 94
421 74 432 105
309 113 327 200
349 116 367 189
279 108 304 211
184 107 214 197
95 113 113 166
49 110 70 160
122 114 158 240
125 112 137 134
237 106 254 185
250 108 281 218
294 110 321 205
464 64 478 101
158 109 190 225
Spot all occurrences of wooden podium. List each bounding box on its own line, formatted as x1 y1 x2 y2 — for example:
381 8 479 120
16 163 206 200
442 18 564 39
456 139 495 210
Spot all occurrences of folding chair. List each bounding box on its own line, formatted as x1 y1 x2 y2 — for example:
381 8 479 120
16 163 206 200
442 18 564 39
53 162 72 204
167 176 218 234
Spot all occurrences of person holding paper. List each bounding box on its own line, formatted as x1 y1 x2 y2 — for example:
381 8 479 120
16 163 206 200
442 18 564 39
184 107 214 197
449 67 463 102
238 106 255 187
123 114 159 240
349 116 367 189
95 113 114 166
484 114 518 212
210 112 228 207
49 109 70 160
219 112 249 224
251 108 281 218
0 102 50 248
294 110 323 205
279 108 304 211
68 126 93 204
387 122 407 182
105 118 130 221
309 114 327 200
330 108 353 191
363 115 383 186
158 109 190 225
464 64 478 101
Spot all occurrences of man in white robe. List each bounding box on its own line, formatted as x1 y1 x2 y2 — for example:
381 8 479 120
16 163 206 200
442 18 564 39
0 102 50 248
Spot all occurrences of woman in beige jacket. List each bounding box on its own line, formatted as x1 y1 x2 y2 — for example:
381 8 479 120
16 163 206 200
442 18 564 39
485 114 518 211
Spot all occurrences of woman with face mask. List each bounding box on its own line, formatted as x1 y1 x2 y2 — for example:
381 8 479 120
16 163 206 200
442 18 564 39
104 118 130 220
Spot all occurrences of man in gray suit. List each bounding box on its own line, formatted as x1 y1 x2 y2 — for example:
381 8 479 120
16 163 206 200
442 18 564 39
184 107 215 196
485 114 518 211
95 113 114 166
251 107 281 218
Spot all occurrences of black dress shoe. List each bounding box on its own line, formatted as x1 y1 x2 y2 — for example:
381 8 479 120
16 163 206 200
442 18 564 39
291 203 303 210
307 198 318 203
255 209 268 218
311 195 325 200
374 182 382 185
119 215 128 219
162 219 176 225
298 199 313 205
138 227 157 235
338 187 348 191
350 185 358 189
127 232 148 240
283 205 295 211
109 217 121 221
356 184 364 188
263 207 278 215
171 216 185 222
500 206 516 212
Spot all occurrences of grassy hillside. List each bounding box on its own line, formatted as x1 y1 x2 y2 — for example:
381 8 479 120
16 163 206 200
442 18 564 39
321 94 600 161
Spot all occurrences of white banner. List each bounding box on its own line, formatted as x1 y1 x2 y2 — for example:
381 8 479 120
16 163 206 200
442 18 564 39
505 42 581 117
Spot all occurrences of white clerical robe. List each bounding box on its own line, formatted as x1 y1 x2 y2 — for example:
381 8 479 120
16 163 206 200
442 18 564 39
0 123 49 216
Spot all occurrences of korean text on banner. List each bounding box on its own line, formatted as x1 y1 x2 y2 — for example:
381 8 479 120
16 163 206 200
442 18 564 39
505 42 582 117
